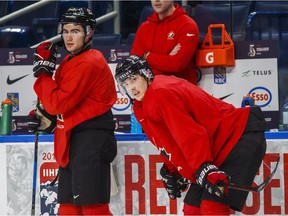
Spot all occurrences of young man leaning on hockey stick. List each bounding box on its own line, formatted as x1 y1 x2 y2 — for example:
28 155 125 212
28 7 117 215
115 55 267 215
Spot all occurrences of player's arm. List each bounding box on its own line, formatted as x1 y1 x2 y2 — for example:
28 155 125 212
146 21 199 73
130 25 147 57
161 93 211 165
154 90 231 197
34 55 108 115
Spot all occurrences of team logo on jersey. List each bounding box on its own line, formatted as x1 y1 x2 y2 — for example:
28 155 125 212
167 31 175 40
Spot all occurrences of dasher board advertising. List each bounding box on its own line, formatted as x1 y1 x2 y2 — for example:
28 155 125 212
0 40 278 132
0 135 285 215
198 40 278 129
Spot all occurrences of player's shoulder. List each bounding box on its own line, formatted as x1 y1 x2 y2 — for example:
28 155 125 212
176 13 197 26
148 76 177 96
75 50 107 71
82 49 106 62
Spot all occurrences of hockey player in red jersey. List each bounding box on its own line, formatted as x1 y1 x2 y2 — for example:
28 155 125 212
29 7 117 215
115 55 267 215
131 0 200 84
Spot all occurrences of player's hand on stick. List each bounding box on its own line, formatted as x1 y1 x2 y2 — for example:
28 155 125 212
27 109 41 133
160 163 189 199
27 103 56 134
196 163 230 198
33 42 57 77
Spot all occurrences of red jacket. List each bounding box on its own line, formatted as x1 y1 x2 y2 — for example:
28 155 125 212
131 4 199 84
34 49 117 167
133 75 250 181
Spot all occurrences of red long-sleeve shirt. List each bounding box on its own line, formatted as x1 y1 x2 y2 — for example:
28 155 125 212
131 4 200 84
133 75 250 181
34 49 117 167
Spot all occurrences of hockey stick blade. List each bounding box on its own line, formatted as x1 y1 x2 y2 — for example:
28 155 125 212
225 156 280 192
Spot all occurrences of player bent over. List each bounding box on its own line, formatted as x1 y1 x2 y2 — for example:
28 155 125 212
114 55 267 215
29 7 117 215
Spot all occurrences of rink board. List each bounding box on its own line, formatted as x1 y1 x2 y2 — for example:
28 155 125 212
0 133 287 215
0 40 280 133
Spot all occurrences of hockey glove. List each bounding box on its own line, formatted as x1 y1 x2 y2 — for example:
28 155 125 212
33 42 57 77
27 103 57 134
160 164 189 199
27 109 41 133
196 163 230 198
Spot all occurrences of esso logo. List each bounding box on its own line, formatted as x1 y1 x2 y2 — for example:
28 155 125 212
112 91 131 111
206 52 214 64
249 86 272 107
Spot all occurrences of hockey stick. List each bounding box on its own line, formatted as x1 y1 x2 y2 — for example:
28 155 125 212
188 156 280 193
224 156 280 192
31 131 39 216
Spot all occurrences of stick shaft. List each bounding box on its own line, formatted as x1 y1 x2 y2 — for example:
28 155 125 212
31 131 39 216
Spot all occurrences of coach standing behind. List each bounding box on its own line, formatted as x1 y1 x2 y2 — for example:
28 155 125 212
130 0 200 84
30 7 117 215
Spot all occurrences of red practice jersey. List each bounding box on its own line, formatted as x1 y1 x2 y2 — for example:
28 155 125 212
34 49 117 167
131 4 199 84
133 75 250 181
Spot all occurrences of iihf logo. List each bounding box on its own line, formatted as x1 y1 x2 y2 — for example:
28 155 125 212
248 44 256 57
40 162 59 215
7 52 15 64
109 49 117 62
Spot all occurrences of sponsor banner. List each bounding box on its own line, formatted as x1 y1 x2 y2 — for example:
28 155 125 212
0 137 286 215
198 58 279 129
235 40 278 59
0 41 278 133
5 142 34 215
99 46 131 63
114 115 131 132
0 145 7 213
0 46 131 66
199 58 278 110
39 150 59 215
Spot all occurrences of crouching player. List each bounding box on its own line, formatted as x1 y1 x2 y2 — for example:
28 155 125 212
114 55 267 215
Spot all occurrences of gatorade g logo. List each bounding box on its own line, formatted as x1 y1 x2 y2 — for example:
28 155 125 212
249 86 272 107
206 52 214 64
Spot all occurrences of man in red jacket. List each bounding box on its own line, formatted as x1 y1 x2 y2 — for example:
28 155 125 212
29 7 117 215
130 0 200 84
115 55 267 215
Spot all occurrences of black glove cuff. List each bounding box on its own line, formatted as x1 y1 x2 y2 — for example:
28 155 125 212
27 113 41 133
195 163 218 187
33 67 54 77
33 60 55 77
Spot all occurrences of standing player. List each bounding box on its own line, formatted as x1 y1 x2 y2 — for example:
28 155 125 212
30 7 117 215
130 0 200 84
115 56 267 215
